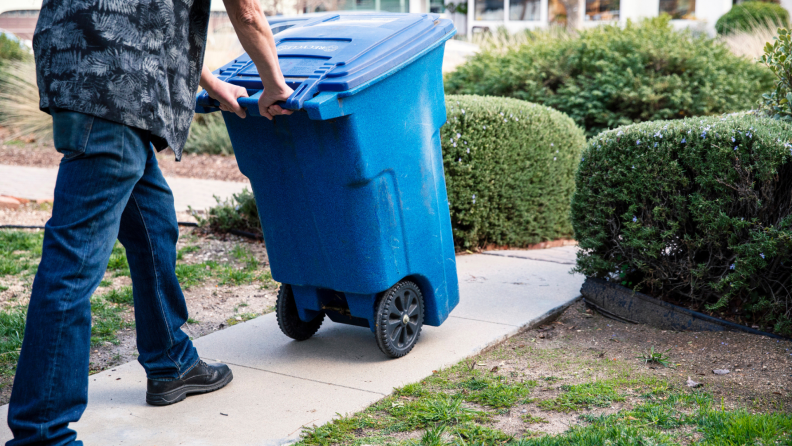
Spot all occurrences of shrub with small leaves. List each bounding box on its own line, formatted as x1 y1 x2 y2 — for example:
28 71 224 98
761 27 792 121
572 114 792 335
196 188 261 237
443 95 586 249
446 16 773 137
716 1 789 35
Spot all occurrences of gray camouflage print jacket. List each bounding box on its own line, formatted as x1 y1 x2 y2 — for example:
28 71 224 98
33 0 211 160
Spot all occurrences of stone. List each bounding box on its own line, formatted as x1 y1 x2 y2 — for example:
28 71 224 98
0 196 20 210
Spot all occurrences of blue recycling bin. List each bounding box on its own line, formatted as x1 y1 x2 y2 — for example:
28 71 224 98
195 13 459 357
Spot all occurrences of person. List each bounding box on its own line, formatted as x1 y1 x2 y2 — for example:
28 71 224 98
7 0 292 444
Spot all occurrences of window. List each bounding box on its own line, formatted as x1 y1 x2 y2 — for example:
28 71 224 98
659 0 695 20
510 0 541 21
429 0 445 13
586 0 619 21
548 0 567 25
475 0 504 20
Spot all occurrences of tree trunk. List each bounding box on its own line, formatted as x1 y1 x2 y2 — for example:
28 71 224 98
558 0 585 31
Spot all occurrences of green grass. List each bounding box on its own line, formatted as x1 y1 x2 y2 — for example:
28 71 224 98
106 242 130 277
637 346 674 368
98 279 112 287
0 230 44 277
175 261 218 289
90 295 132 346
538 380 626 413
226 312 258 326
177 245 200 261
0 306 26 375
458 376 537 408
522 414 548 424
103 286 133 306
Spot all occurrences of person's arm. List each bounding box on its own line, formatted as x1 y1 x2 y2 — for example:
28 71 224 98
223 0 293 120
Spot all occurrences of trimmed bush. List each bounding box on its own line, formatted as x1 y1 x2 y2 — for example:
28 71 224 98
571 114 792 335
442 95 585 249
445 16 774 137
716 1 789 35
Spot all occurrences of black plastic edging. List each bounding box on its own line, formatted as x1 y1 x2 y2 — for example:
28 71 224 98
582 277 792 342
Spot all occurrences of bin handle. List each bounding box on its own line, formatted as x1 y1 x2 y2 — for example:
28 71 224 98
195 78 322 117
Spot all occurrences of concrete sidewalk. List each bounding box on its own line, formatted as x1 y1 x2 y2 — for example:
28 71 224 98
0 249 582 445
0 164 248 211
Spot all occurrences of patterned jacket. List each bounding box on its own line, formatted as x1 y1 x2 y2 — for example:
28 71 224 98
33 0 211 160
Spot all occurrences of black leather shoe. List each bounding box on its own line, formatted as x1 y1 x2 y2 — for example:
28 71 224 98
146 360 233 406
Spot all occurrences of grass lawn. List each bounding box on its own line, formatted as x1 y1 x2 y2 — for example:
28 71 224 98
295 302 792 446
0 228 278 404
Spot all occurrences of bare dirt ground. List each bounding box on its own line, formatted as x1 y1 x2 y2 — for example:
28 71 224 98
469 299 792 438
0 137 248 183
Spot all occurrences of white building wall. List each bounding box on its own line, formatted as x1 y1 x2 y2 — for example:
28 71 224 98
619 0 659 23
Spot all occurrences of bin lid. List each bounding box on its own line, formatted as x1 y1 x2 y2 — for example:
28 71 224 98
211 13 454 109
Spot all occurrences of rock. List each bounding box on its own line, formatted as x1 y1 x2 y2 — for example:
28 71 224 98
686 377 702 388
0 196 21 210
713 369 730 375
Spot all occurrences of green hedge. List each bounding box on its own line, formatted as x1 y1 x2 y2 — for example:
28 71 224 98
445 16 774 137
716 1 790 35
571 114 792 335
442 95 585 248
200 95 586 250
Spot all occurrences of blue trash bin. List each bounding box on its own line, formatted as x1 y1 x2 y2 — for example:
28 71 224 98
195 13 459 357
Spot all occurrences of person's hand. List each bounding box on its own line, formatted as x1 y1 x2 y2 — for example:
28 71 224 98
204 79 249 118
259 84 294 120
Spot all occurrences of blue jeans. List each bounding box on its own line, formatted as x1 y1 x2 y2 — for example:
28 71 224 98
7 110 200 445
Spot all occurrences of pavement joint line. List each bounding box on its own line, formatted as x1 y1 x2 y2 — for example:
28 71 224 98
480 252 575 265
198 357 388 396
448 315 519 327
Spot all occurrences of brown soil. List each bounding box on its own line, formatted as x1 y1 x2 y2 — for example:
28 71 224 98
0 137 248 183
466 300 792 438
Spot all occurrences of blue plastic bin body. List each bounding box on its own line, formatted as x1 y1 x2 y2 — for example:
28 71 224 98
196 13 459 330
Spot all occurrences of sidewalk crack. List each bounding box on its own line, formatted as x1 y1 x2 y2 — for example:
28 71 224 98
196 359 388 396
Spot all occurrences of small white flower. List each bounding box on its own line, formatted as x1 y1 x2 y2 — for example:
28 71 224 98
461 109 465 114
457 133 461 139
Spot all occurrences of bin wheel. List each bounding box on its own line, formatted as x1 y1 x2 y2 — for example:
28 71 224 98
276 284 324 341
375 280 424 358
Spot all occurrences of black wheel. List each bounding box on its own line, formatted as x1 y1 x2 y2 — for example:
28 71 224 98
375 280 424 358
276 284 324 341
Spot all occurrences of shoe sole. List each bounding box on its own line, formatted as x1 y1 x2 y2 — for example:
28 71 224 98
146 370 234 406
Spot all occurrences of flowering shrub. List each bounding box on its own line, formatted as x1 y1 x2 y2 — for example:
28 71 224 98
443 95 586 249
445 16 774 137
572 114 792 335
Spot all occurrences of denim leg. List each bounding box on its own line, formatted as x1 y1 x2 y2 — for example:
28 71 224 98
118 148 199 380
9 111 150 446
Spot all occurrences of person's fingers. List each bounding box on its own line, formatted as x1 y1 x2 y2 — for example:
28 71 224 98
268 105 293 116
